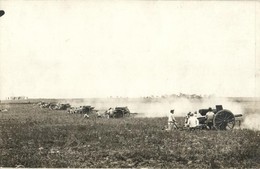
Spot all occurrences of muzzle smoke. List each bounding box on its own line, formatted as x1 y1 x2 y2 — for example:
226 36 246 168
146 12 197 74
65 97 259 130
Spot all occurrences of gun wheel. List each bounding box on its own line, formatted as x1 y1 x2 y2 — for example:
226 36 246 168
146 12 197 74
213 110 235 130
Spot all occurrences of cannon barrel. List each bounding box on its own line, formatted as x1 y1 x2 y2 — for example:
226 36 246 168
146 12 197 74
197 114 242 120
234 114 243 117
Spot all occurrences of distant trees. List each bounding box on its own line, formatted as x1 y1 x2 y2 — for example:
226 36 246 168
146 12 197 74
142 93 205 100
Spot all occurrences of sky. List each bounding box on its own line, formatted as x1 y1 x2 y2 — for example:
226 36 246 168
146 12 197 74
0 1 259 99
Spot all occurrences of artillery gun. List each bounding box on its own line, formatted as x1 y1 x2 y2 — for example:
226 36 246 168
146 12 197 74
197 105 242 130
68 105 95 114
53 103 71 110
75 106 95 114
110 107 130 118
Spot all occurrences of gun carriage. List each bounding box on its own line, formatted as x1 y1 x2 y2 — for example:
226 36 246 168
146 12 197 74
110 107 130 118
197 105 242 130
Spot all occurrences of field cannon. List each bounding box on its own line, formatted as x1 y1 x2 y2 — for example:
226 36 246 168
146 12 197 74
52 103 71 110
197 105 242 130
109 107 130 118
68 105 95 114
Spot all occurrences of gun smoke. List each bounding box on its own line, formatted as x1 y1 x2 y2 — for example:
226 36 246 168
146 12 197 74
65 97 259 130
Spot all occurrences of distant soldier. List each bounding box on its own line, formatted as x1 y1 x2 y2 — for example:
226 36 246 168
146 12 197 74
97 111 102 118
106 108 114 119
0 109 8 112
167 109 177 130
187 113 199 130
206 107 215 129
84 114 90 119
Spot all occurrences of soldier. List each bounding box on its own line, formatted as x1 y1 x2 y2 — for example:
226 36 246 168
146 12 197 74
97 111 102 118
206 107 215 129
187 113 199 130
106 108 114 119
166 109 177 130
194 111 198 117
84 114 90 119
184 112 191 127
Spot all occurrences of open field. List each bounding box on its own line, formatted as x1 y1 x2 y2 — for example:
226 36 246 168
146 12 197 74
0 101 260 168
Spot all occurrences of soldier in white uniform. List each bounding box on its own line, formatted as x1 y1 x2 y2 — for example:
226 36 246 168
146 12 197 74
205 107 215 129
167 109 177 130
187 113 199 130
106 108 114 119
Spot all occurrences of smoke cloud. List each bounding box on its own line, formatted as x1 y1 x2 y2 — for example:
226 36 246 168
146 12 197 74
65 97 244 117
241 113 260 130
63 97 260 130
131 97 245 118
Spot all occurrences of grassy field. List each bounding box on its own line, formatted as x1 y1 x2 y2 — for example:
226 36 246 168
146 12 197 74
0 103 260 168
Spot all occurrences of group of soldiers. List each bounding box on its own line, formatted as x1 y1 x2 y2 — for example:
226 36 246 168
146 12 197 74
104 108 114 118
167 107 215 130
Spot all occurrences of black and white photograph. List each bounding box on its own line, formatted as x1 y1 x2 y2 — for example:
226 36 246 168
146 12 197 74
0 0 260 168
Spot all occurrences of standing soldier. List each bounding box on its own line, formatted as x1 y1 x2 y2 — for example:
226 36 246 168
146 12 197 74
184 112 191 127
167 109 177 130
205 107 215 129
106 108 114 119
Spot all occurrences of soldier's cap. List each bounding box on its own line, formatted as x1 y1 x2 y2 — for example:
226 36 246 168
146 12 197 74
170 109 174 113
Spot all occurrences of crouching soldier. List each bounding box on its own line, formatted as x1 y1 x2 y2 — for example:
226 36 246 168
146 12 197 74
84 114 90 119
97 111 102 118
187 113 199 131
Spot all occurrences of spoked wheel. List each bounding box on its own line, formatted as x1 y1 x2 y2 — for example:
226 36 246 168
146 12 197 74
213 110 235 130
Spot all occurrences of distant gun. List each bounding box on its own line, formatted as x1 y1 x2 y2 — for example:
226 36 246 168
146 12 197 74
110 107 130 118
